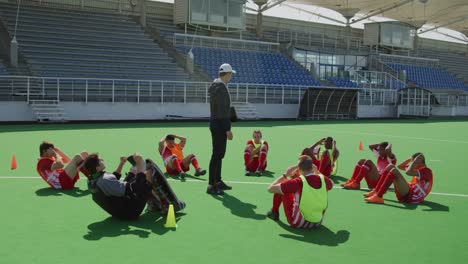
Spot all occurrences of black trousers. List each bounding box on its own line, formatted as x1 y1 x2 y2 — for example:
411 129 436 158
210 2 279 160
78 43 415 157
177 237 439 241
209 128 227 185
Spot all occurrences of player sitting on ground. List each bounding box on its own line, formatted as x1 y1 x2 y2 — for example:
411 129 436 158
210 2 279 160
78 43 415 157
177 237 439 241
158 134 206 180
301 137 337 178
267 155 333 229
364 153 433 204
343 142 396 190
244 130 269 176
84 153 185 220
36 141 89 190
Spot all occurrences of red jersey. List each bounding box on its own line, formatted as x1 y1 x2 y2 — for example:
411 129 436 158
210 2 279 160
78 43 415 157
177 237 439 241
246 139 268 156
279 174 333 227
373 150 397 175
36 157 63 189
315 150 332 177
281 174 333 201
408 167 433 202
160 143 184 165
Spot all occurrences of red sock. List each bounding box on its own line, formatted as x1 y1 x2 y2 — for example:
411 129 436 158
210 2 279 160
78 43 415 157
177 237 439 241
191 156 200 170
376 171 396 197
354 165 370 184
244 151 251 167
258 151 267 169
373 171 388 191
349 164 362 181
172 157 182 173
272 193 282 213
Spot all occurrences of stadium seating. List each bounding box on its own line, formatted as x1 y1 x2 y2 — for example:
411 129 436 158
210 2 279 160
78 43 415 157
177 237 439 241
418 49 468 83
178 46 320 86
327 77 358 88
0 62 8 76
0 3 191 80
386 63 467 90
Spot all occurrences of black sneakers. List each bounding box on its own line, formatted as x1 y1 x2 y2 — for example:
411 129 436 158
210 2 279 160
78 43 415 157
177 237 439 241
194 168 207 176
255 169 263 177
206 185 224 195
217 180 232 190
266 210 279 221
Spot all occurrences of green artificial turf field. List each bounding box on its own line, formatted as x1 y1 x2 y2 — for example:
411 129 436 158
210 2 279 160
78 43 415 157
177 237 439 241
0 120 467 264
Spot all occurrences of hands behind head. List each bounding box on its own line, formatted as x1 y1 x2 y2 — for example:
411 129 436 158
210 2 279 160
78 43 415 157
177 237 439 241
385 143 392 154
313 164 320 175
284 165 298 177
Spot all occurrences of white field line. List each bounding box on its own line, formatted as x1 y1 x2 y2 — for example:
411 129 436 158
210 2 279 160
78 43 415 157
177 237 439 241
289 126 468 145
2 176 468 198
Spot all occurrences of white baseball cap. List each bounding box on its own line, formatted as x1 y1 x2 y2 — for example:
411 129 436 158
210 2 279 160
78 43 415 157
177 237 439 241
219 63 236 74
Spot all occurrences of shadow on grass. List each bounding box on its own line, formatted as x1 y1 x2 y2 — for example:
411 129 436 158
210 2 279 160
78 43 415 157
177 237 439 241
330 175 348 185
212 193 266 220
277 221 350 246
2 117 468 133
35 187 90 197
381 199 450 212
83 211 186 240
245 170 276 178
164 172 207 182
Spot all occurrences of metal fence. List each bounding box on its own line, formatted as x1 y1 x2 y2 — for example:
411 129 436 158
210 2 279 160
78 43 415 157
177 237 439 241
173 33 279 52
358 88 398 106
351 71 407 90
434 93 468 107
0 76 308 105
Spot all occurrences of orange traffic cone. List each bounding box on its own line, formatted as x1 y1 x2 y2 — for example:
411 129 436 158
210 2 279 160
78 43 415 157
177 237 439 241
11 155 17 170
358 141 363 151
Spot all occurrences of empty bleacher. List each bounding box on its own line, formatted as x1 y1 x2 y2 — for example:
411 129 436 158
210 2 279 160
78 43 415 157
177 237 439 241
327 77 358 88
178 46 320 86
0 3 191 80
0 62 8 75
418 49 468 83
386 63 467 90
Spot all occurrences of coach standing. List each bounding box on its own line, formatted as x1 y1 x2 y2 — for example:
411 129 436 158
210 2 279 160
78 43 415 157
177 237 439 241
207 63 235 195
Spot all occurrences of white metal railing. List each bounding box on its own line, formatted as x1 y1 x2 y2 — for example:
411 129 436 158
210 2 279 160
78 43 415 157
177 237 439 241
351 70 406 90
378 53 440 67
273 30 364 51
173 33 280 52
358 88 398 106
0 76 309 105
11 0 126 12
433 93 468 107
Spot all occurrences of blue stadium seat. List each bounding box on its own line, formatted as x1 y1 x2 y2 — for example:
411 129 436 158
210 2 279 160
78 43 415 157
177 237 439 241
386 63 466 90
177 46 320 86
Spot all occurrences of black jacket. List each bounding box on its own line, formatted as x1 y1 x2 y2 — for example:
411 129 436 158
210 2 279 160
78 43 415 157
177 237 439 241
209 79 232 132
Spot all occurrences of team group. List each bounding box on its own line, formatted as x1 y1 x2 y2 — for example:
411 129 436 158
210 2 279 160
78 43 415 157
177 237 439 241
36 130 433 229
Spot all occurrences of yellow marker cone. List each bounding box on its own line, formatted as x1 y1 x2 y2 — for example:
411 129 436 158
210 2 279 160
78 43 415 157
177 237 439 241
164 204 177 228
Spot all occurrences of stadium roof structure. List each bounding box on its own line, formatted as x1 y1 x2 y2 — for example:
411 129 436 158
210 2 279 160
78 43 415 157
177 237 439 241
253 0 468 39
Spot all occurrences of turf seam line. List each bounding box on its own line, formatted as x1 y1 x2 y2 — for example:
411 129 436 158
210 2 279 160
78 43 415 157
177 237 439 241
2 176 468 198
291 127 468 144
